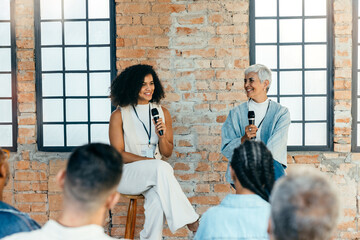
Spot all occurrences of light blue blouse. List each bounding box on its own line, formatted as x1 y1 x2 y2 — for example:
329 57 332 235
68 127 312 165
194 194 270 240
221 100 290 183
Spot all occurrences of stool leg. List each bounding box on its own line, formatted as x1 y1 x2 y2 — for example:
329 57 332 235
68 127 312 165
125 199 138 239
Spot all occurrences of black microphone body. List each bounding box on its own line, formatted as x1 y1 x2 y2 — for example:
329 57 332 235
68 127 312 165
248 111 255 139
151 108 163 136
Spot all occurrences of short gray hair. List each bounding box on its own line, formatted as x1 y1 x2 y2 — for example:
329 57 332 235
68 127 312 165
244 64 272 92
270 168 339 240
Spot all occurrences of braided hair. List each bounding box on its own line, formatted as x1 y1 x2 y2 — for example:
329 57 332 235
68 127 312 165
230 140 275 202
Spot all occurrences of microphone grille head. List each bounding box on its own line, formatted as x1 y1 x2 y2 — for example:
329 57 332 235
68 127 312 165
248 111 255 118
151 108 159 116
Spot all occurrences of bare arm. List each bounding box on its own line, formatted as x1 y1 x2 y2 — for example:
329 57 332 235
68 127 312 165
109 109 153 163
155 106 174 158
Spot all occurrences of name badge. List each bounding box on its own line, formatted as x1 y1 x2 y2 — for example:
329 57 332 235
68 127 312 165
140 144 156 158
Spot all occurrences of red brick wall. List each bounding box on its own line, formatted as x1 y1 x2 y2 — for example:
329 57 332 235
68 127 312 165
4 0 360 239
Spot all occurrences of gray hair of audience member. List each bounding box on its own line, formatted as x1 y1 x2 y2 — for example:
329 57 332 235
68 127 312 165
64 143 123 212
270 168 339 240
244 64 272 92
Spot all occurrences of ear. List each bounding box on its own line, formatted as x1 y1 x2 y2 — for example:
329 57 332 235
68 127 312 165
105 191 120 210
267 218 273 239
263 79 270 89
56 169 66 190
230 166 236 182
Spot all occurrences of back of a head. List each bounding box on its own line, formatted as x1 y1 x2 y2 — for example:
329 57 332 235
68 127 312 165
230 141 275 201
64 143 123 211
270 168 339 240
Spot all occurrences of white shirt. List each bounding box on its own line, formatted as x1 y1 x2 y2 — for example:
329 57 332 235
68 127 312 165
2 220 124 240
248 98 270 140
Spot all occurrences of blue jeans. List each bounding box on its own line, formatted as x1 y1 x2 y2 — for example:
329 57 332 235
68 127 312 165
273 160 286 180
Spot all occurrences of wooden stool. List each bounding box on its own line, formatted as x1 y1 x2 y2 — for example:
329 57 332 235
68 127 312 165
122 194 145 239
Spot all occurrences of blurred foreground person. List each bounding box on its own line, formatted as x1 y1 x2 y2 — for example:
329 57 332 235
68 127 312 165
269 168 339 240
195 141 275 240
3 143 124 240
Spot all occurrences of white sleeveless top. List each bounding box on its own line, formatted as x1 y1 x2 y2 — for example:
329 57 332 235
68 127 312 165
120 103 165 160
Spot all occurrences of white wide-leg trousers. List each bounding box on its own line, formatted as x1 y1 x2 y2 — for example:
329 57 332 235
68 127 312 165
117 160 199 240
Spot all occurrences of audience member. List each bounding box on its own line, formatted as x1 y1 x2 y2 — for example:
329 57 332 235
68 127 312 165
0 148 40 238
3 143 124 240
269 168 339 240
195 141 275 239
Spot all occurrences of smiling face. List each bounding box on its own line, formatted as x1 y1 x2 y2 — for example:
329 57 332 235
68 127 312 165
244 72 269 103
138 74 155 105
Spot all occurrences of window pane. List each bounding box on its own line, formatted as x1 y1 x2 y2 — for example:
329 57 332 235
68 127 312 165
66 99 88 122
288 123 302 146
255 45 277 69
305 123 326 145
42 73 63 97
65 47 87 70
267 71 277 96
65 73 87 96
279 0 302 16
41 22 62 46
255 0 277 17
280 97 302 121
88 0 109 19
43 124 64 146
0 74 11 97
305 97 326 121
358 124 360 147
0 23 11 46
90 73 111 96
89 21 110 45
0 0 10 20
41 48 63 71
40 0 62 20
305 19 326 42
280 19 302 43
305 71 326 94
43 99 64 122
279 71 302 95
358 73 360 95
305 45 326 68
89 47 110 70
0 125 12 146
358 99 360 120
64 0 86 19
0 48 11 71
90 98 111 122
66 124 88 146
91 124 109 144
305 0 326 16
64 22 86 45
255 20 277 43
0 99 12 122
280 45 302 69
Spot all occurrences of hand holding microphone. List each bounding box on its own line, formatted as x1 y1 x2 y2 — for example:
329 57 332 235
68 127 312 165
151 108 164 136
247 111 257 140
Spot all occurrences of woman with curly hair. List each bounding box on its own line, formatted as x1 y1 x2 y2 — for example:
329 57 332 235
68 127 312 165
109 64 199 240
195 140 275 239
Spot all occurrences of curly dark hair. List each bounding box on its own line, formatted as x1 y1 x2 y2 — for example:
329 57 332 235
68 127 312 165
230 140 275 202
110 64 165 107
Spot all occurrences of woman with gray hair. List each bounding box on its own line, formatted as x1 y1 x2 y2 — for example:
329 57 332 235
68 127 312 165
221 64 291 182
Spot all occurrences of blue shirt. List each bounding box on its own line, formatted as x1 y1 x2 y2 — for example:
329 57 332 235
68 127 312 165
221 100 290 183
194 194 270 240
0 201 40 238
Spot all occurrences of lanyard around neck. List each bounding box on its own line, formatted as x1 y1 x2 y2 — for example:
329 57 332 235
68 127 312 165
132 104 151 145
248 99 271 129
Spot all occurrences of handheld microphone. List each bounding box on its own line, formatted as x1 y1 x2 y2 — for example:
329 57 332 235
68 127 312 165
151 108 163 136
248 111 255 140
